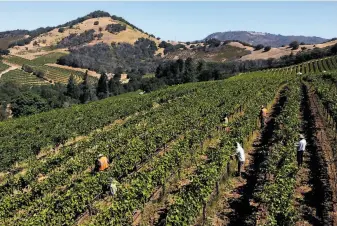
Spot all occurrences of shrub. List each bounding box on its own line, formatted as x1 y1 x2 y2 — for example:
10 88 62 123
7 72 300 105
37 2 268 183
289 41 299 50
159 41 171 49
94 21 99 25
254 44 264 51
0 49 9 56
95 33 103 40
205 38 221 48
34 70 45 78
301 47 307 51
264 46 271 52
58 28 65 33
190 45 195 49
105 24 126 34
22 64 34 73
186 42 191 45
57 29 95 48
300 42 305 45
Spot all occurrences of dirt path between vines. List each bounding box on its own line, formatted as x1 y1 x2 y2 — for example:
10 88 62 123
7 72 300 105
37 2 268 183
210 86 288 226
293 84 322 226
0 61 19 78
304 83 337 226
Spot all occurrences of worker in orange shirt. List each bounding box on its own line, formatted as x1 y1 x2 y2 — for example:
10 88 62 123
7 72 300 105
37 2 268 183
94 154 110 172
259 105 267 129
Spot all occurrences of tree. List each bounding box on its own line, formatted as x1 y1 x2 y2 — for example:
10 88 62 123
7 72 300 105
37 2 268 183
108 78 124 96
198 69 212 81
177 59 185 74
34 70 45 79
0 102 8 121
197 60 206 73
212 69 221 80
264 46 271 52
22 64 34 73
254 44 264 51
206 38 221 48
300 42 305 45
11 92 50 117
66 75 80 99
0 49 9 56
289 41 299 50
182 57 197 83
105 24 126 34
330 43 337 55
96 73 109 99
58 27 65 33
80 72 96 104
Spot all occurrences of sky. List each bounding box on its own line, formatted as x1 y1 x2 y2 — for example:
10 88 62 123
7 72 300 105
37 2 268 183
0 1 336 41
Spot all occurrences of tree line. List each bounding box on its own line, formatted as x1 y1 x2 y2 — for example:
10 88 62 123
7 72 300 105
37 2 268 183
57 38 160 75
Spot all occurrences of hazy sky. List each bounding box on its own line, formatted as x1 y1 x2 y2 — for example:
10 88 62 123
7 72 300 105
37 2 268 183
1 1 336 41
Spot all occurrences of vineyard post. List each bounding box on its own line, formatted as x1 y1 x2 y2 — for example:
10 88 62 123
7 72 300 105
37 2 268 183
162 182 166 199
227 161 230 177
216 181 219 196
202 202 207 225
88 204 93 216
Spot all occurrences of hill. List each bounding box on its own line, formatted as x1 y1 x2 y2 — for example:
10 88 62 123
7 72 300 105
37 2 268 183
0 30 28 50
5 11 162 60
205 31 328 47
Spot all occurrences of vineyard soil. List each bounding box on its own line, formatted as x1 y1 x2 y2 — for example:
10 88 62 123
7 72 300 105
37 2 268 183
304 83 337 225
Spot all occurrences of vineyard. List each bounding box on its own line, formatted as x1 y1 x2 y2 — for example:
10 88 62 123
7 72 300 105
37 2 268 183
0 61 10 73
1 53 86 85
0 69 47 85
0 54 337 226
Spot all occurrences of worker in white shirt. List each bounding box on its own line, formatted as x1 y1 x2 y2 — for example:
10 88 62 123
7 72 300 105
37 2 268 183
235 142 245 177
297 134 307 167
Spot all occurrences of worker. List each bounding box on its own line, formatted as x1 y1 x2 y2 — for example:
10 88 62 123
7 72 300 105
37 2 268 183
222 113 230 132
94 154 109 172
109 177 119 196
259 105 267 128
223 113 229 127
235 142 245 177
297 134 307 167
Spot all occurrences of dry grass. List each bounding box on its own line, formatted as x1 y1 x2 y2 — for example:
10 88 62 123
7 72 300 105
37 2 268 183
9 17 161 58
228 41 254 51
241 40 337 61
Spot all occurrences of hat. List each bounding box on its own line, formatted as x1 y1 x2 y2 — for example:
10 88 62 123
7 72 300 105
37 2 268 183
299 134 305 139
97 153 103 158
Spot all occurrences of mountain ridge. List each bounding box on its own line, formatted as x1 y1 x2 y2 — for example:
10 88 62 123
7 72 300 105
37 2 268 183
205 31 328 47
